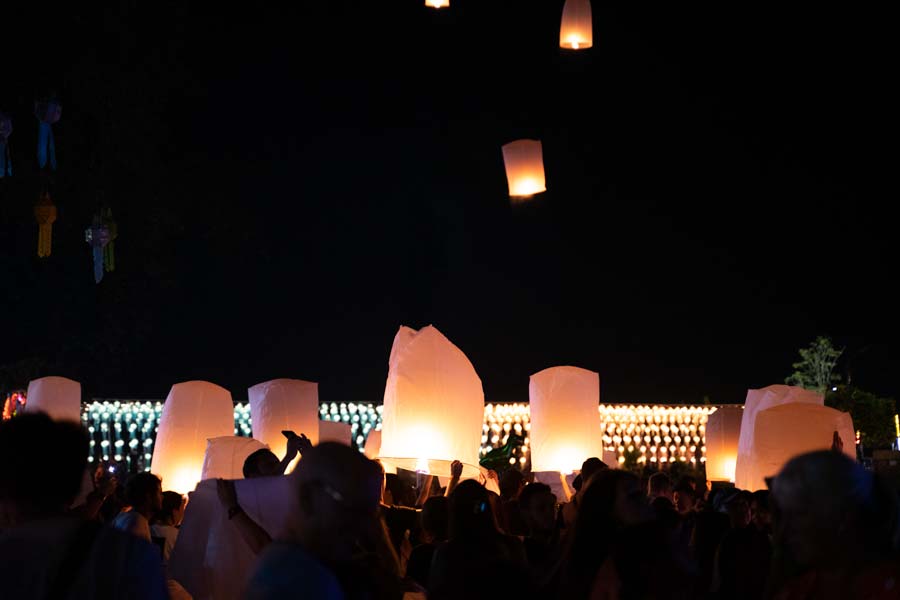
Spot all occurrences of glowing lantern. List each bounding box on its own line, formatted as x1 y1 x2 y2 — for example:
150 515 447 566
379 325 484 478
745 403 855 491
34 191 57 258
200 436 269 481
559 0 593 50
24 376 81 423
705 406 742 482
249 379 319 463
735 384 822 490
529 366 602 473
0 111 12 177
501 139 546 199
151 381 235 494
425 0 449 7
364 429 382 460
319 420 352 445
34 98 61 171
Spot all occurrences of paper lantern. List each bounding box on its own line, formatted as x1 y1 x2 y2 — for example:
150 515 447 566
735 384 822 490
151 381 235 494
705 406 742 482
501 139 546 199
379 325 484 478
200 436 269 481
34 191 57 258
34 98 61 171
743 403 855 491
249 379 319 462
364 429 382 460
319 420 352 445
425 0 449 7
24 376 81 423
529 366 602 473
559 0 593 50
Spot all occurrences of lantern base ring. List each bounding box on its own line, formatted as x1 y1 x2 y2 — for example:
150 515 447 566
377 457 482 480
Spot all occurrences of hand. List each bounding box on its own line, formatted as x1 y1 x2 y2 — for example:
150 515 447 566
486 469 499 483
216 478 239 510
450 460 463 479
831 430 844 453
286 432 312 457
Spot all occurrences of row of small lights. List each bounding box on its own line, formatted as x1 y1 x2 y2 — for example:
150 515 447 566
81 401 718 471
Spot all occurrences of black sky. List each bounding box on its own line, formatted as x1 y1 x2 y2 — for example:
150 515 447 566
1 2 896 405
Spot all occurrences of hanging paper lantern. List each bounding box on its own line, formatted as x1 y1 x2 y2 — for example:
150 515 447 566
34 192 57 258
200 436 270 481
23 376 82 423
704 405 742 482
501 139 546 199
85 214 111 284
319 420 352 445
34 98 61 171
529 366 603 474
379 325 484 478
249 379 320 462
102 207 117 273
734 384 822 490
559 0 593 50
0 112 12 178
151 381 235 494
425 0 449 7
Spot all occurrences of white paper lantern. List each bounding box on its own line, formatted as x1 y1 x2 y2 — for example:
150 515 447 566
201 436 270 481
425 0 449 7
379 325 484 478
735 384 822 490
501 139 546 199
743 403 855 491
151 381 235 494
559 0 593 50
364 429 382 460
24 376 81 423
319 420 352 446
248 379 319 462
529 366 602 473
705 406 742 482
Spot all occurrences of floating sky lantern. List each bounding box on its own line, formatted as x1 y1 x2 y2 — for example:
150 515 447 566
502 139 546 200
85 213 111 283
705 405 742 482
201 436 269 481
559 0 593 50
34 191 57 258
529 366 602 474
24 376 81 423
379 325 484 478
249 379 320 464
151 381 235 494
0 112 12 177
34 98 61 171
425 0 449 8
319 420 352 445
364 429 382 460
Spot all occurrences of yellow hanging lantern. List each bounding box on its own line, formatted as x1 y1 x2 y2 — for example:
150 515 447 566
560 0 593 50
425 0 449 7
34 191 57 258
704 406 742 482
501 139 546 200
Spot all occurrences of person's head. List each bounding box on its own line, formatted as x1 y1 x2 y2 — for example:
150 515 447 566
499 468 525 500
242 448 281 479
715 488 750 528
673 479 696 514
750 489 771 533
420 495 449 543
448 479 498 540
154 491 186 526
0 412 88 524
647 472 672 500
519 482 557 536
289 442 383 562
771 450 898 570
125 472 163 516
580 457 608 488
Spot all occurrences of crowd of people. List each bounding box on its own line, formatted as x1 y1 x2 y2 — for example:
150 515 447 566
2 411 900 599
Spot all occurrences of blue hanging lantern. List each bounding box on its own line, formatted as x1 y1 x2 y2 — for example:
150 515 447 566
85 214 111 283
0 112 11 177
34 98 61 171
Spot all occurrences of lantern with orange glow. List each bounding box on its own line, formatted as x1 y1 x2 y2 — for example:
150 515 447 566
529 366 602 474
319 420 352 445
24 376 81 423
501 139 546 200
704 406 742 482
34 191 57 258
151 381 235 494
364 429 382 460
201 436 269 480
425 0 449 7
560 0 593 50
379 325 484 478
249 379 319 463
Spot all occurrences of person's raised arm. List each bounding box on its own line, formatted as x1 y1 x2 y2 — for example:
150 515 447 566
559 472 574 502
217 478 272 555
279 432 312 474
445 460 463 497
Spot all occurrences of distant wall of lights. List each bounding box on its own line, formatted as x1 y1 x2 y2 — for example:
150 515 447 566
81 400 726 472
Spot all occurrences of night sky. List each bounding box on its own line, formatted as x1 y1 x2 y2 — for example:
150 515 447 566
1 2 895 406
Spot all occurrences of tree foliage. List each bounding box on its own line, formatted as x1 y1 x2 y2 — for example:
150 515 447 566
785 336 844 395
827 385 896 450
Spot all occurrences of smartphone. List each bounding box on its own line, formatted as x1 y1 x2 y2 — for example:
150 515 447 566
282 430 298 439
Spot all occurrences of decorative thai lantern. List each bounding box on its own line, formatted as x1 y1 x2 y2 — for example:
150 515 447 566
379 325 485 478
0 112 12 178
151 381 235 494
319 420 352 445
34 191 57 258
529 366 602 474
23 376 81 423
745 403 855 491
364 429 382 460
85 214 111 283
501 139 546 200
705 406 742 482
34 98 61 171
559 0 593 50
735 385 822 490
200 436 269 481
249 379 319 463
425 0 449 7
